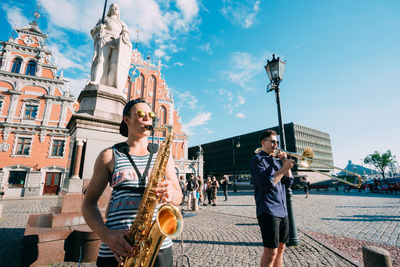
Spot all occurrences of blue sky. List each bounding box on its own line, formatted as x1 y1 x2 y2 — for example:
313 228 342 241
1 0 399 169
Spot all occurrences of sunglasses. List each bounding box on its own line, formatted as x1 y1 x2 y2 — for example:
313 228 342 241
135 110 157 120
263 139 279 145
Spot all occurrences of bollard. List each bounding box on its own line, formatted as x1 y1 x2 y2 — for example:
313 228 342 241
362 246 392 267
192 195 199 211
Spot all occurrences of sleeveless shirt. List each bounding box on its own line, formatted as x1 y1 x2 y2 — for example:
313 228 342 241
98 145 173 258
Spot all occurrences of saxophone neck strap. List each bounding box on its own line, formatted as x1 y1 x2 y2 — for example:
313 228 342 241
114 142 157 186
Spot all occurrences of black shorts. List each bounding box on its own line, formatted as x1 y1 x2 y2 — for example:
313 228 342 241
96 246 173 267
257 213 289 248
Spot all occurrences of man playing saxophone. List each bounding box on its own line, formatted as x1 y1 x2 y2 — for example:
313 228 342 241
82 98 182 267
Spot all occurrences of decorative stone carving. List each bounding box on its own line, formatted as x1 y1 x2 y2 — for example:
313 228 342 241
39 129 46 143
0 142 9 152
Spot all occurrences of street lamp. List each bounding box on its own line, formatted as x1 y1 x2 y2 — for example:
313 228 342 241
232 137 241 192
265 54 299 247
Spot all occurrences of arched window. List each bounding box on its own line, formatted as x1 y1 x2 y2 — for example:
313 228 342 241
151 75 157 110
11 58 22 73
140 74 145 98
159 105 167 137
25 60 37 75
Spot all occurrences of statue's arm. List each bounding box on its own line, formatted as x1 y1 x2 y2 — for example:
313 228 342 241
91 19 105 40
120 21 131 46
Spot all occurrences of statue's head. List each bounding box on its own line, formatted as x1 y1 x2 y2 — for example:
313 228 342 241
107 3 120 18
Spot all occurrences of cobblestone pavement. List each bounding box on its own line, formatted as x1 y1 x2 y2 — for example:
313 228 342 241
206 190 400 247
1 190 399 266
0 197 59 267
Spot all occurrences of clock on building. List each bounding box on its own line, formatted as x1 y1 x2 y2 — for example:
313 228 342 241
128 64 140 82
23 37 36 46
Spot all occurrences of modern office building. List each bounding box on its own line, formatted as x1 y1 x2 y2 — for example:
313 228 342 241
189 122 334 184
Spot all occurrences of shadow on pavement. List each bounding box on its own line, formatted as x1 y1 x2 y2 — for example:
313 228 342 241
0 228 24 267
335 205 398 209
321 214 400 222
177 239 263 247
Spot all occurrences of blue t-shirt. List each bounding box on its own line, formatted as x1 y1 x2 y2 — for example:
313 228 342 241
250 150 293 218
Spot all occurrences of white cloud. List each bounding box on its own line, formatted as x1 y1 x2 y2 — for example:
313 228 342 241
175 90 198 111
217 89 246 114
198 43 212 55
223 51 270 90
236 112 245 119
40 0 200 61
67 78 88 96
174 62 184 67
182 112 212 135
47 42 89 72
221 0 260 29
1 3 29 29
238 95 246 105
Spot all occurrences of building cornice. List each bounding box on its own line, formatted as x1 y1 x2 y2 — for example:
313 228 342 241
0 41 51 55
0 122 69 134
41 94 75 103
0 70 65 86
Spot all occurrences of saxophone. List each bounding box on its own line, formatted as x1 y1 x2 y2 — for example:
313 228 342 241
121 124 183 267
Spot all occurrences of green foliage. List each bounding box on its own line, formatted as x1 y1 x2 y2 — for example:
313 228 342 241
364 150 396 178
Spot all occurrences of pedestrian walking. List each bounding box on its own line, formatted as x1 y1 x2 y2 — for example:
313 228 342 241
197 175 204 205
210 176 219 206
0 183 8 199
250 130 295 267
206 177 212 205
220 175 229 201
202 177 208 206
301 178 310 198
179 176 186 203
186 174 198 210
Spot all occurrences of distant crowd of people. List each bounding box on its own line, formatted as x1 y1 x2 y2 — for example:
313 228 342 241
363 178 400 193
178 174 230 209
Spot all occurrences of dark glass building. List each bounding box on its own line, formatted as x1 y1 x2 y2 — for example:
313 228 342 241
188 122 334 184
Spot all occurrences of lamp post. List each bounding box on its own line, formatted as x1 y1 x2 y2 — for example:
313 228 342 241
265 54 299 247
232 137 241 192
197 145 203 178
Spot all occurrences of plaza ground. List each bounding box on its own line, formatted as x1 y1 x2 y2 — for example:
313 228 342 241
0 189 399 266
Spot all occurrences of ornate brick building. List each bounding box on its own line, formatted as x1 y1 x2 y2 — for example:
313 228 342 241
0 20 193 197
0 20 77 197
123 49 191 178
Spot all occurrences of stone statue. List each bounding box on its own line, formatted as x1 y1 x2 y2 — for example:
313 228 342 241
90 3 132 91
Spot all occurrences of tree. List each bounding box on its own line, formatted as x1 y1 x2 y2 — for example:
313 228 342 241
364 150 396 178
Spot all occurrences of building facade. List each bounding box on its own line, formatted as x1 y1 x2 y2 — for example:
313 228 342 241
189 122 334 184
0 20 77 197
125 49 196 179
0 19 195 197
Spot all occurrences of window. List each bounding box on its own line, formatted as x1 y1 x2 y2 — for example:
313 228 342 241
51 140 65 157
11 58 22 73
16 137 32 155
25 60 37 75
160 106 167 137
140 74 145 98
24 104 38 120
151 76 157 109
8 171 27 188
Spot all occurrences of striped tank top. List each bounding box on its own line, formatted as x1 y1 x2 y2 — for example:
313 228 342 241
98 145 173 258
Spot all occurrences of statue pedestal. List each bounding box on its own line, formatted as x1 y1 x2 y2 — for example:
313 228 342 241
77 83 127 121
22 84 126 266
